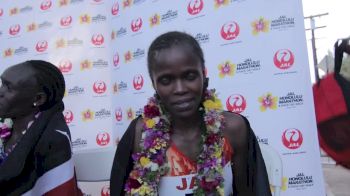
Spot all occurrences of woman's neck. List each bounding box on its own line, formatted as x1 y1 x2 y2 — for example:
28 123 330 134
170 112 202 135
11 113 36 136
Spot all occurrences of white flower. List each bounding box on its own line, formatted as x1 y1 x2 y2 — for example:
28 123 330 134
4 118 13 128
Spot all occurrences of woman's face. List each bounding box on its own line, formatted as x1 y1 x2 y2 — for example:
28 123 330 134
0 65 38 118
151 44 204 119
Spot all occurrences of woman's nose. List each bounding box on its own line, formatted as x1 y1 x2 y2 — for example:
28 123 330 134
173 79 186 94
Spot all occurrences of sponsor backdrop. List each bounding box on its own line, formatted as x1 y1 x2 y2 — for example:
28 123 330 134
0 0 325 195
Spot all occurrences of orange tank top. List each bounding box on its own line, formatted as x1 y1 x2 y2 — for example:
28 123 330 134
165 137 233 176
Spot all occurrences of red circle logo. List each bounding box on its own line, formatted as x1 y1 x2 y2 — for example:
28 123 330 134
226 94 247 113
96 132 110 146
58 59 73 73
91 34 104 46
133 74 144 90
273 49 295 70
93 81 107 94
63 110 74 124
40 0 52 10
113 52 120 67
187 0 204 15
220 21 240 40
60 16 72 27
101 185 110 196
282 128 303 149
130 17 142 32
115 107 123 121
9 24 21 36
111 2 119 16
36 40 48 52
0 8 4 17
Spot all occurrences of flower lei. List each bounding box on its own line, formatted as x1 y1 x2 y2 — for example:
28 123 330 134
125 89 226 195
0 118 14 157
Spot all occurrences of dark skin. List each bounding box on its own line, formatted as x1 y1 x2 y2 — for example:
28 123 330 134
132 44 251 195
0 65 47 152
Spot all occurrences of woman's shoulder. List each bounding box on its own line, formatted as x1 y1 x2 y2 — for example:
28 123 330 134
221 111 249 150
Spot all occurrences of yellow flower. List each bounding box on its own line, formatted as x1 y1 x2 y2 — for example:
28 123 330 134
203 99 223 111
145 119 156 128
138 184 152 195
140 157 150 167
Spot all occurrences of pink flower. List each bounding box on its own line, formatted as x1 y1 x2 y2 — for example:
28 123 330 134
144 104 160 118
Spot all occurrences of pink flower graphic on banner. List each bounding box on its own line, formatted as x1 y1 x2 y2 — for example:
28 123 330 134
80 60 92 70
123 0 132 8
3 48 13 58
251 17 270 35
127 108 134 120
214 0 229 8
258 93 278 112
55 38 66 49
27 23 37 32
218 60 235 78
124 51 132 63
9 8 19 16
149 14 160 27
82 109 94 121
79 14 91 24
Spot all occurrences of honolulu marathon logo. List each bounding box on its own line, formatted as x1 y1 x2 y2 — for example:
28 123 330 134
123 48 145 63
226 94 247 114
271 15 295 31
95 108 112 119
194 32 210 44
288 172 313 190
67 86 85 96
259 92 303 111
236 58 261 74
113 81 128 94
149 10 178 27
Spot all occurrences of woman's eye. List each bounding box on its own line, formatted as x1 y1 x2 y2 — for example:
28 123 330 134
159 77 171 85
185 72 197 80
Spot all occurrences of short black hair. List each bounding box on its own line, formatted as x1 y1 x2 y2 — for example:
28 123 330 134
147 31 205 80
24 60 65 111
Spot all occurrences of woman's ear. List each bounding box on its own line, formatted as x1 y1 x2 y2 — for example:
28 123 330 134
33 92 47 107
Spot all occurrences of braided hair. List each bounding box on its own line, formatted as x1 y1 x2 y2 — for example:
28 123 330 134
24 60 65 111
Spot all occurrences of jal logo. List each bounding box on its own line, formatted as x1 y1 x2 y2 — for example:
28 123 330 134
60 16 73 27
93 81 107 94
177 177 196 190
133 74 144 90
115 107 123 121
226 94 246 113
111 2 119 15
187 0 204 15
36 40 48 52
40 0 52 11
96 132 110 146
113 52 120 67
101 185 110 196
282 128 303 149
0 8 3 17
273 49 294 70
9 24 21 36
63 110 74 124
91 33 104 46
58 59 73 73
131 17 142 32
221 21 240 40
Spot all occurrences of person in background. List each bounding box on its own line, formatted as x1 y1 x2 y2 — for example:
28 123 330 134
0 60 81 195
110 31 271 195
